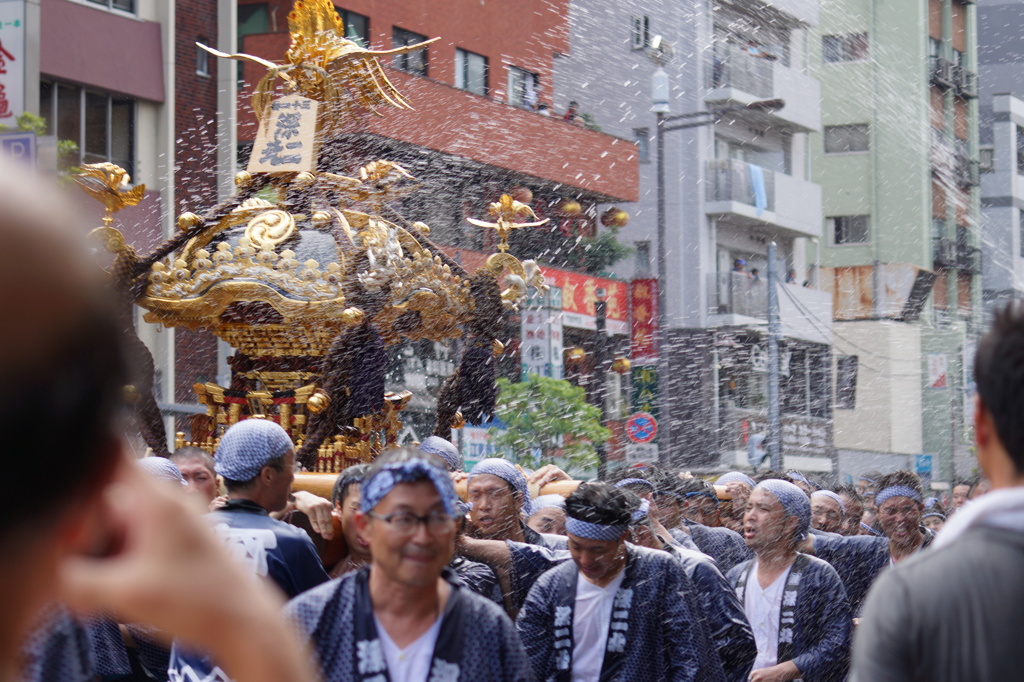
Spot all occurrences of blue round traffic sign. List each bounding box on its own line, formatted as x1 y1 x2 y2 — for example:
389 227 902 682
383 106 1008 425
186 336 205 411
625 412 658 444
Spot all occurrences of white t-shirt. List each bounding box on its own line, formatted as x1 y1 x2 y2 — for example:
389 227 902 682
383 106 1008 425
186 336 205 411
373 614 443 682
572 569 627 682
744 559 793 672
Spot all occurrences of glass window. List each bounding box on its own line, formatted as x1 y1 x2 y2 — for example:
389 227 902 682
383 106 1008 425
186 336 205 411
830 215 870 244
1017 126 1024 174
835 355 858 409
455 48 488 96
196 38 210 77
507 66 539 109
631 15 650 50
87 0 134 14
338 9 369 47
238 4 269 40
393 27 428 76
41 80 135 178
822 33 868 63
635 241 651 275
634 127 650 163
824 124 869 153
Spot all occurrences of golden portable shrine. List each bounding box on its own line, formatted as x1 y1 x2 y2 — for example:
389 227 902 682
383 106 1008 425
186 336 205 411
78 0 549 479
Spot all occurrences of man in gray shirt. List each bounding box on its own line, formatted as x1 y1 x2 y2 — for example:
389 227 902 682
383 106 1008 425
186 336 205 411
852 302 1024 681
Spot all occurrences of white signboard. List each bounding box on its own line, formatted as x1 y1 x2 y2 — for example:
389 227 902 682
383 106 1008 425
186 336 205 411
248 95 319 173
927 353 948 389
0 1 25 122
625 443 658 463
520 288 563 380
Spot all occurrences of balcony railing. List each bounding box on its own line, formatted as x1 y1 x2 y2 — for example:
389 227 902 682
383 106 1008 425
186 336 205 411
706 159 776 211
710 271 769 318
954 156 981 187
933 237 957 268
952 66 978 99
707 43 774 98
930 56 954 88
957 244 982 274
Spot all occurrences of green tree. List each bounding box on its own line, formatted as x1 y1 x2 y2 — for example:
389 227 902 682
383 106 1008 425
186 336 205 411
491 375 610 471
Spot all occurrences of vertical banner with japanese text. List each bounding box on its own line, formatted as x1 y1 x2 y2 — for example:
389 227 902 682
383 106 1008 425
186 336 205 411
0 1 25 121
520 286 564 380
629 278 659 361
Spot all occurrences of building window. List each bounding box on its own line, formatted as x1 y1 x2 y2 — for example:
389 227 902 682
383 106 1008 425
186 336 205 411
337 9 369 47
455 48 488 96
634 127 650 163
635 241 651 275
835 355 858 409
87 0 134 14
392 27 428 75
238 4 269 40
507 66 538 109
1017 126 1024 174
824 125 869 153
822 33 868 63
829 215 869 245
39 80 135 178
1019 210 1024 258
196 38 210 77
631 15 650 50
979 146 994 173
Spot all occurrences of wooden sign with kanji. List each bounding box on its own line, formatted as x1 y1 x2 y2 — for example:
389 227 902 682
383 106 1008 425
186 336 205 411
247 95 319 173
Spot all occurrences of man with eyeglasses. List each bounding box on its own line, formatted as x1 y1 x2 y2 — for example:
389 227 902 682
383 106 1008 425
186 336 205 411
168 418 330 680
286 448 532 682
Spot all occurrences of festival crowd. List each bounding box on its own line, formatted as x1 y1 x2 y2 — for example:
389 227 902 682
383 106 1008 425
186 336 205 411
5 165 1024 682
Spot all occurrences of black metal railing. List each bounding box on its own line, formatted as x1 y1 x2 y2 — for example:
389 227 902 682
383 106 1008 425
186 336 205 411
933 237 957 268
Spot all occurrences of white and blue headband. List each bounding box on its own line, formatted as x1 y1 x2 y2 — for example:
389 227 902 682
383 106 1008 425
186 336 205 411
565 515 629 541
811 490 846 515
874 485 922 507
361 458 460 518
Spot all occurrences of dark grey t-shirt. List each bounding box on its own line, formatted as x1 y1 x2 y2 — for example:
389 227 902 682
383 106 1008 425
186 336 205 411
852 526 1024 682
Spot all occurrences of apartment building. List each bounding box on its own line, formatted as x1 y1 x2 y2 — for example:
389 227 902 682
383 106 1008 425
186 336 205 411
554 0 833 471
813 0 981 483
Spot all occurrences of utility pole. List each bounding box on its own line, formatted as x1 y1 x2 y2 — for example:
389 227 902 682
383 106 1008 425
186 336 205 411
767 241 782 469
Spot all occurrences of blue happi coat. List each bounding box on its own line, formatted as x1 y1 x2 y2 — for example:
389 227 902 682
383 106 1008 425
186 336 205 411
812 529 934 615
682 520 753 574
516 544 727 682
727 554 851 682
285 567 533 682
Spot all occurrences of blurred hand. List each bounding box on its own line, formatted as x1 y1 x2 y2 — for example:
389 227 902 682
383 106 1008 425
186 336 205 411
528 464 571 489
58 457 319 682
208 495 228 512
291 490 334 540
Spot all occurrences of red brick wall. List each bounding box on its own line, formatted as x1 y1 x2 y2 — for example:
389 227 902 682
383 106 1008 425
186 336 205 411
174 0 221 405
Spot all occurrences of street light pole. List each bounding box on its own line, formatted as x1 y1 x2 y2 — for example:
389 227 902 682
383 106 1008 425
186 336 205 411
651 62 784 467
594 293 609 479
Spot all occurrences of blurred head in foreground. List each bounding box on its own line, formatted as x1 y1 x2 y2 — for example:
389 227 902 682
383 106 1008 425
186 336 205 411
0 160 129 669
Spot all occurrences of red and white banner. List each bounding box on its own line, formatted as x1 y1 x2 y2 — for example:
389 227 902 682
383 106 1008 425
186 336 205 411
629 278 658 362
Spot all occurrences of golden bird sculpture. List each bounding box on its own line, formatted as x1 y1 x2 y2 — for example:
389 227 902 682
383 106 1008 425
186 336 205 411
74 162 146 227
467 194 549 253
198 0 436 125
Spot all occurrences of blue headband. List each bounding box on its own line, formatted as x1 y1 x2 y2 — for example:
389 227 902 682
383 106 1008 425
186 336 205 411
630 498 651 525
418 436 463 472
812 490 846 515
921 510 946 521
684 489 719 503
786 470 811 486
615 478 655 492
861 521 884 536
361 458 460 518
138 457 187 487
565 516 628 541
756 479 811 540
874 485 923 507
528 494 566 517
468 458 528 500
215 419 294 481
716 471 757 488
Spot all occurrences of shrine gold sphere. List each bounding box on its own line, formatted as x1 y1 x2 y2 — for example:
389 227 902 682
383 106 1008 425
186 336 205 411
177 212 202 231
234 171 253 187
492 339 505 356
340 307 366 325
306 389 331 414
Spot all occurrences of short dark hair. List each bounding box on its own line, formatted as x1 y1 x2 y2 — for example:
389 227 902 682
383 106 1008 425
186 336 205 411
834 484 863 506
565 482 632 526
332 463 372 506
874 471 922 499
221 454 287 493
365 447 448 482
756 470 795 484
170 446 216 474
975 303 1024 472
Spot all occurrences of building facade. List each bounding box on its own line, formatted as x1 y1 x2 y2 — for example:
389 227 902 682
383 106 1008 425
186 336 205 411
554 0 833 472
813 0 982 483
